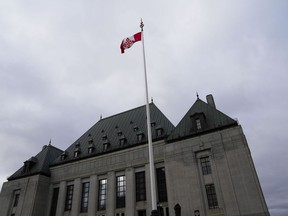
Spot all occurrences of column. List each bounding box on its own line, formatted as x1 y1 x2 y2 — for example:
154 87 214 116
125 167 135 216
71 178 81 216
88 175 98 216
145 163 152 215
106 171 116 216
56 181 67 216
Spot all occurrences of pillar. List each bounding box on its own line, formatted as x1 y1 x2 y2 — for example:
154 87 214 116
71 178 81 216
56 181 66 216
125 167 135 216
107 171 116 215
88 175 98 216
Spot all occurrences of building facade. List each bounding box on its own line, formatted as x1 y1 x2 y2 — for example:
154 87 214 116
0 95 269 216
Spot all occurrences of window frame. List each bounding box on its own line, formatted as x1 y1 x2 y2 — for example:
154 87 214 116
98 179 107 211
205 184 219 209
80 182 90 212
116 175 126 208
135 171 146 202
200 156 212 175
64 185 74 211
156 167 168 202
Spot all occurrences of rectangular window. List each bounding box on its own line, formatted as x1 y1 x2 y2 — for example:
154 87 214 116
196 119 201 129
13 193 20 207
200 157 212 175
205 184 218 209
138 210 146 216
116 175 126 208
135 171 146 201
81 182 90 212
156 167 168 202
98 179 107 210
50 187 59 216
166 207 169 216
65 185 74 211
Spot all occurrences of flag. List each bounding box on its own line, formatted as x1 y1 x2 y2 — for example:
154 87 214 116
120 32 142 54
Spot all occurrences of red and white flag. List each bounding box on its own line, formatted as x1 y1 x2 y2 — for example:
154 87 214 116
120 32 142 54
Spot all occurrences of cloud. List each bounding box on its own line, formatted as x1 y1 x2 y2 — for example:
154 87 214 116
0 1 287 215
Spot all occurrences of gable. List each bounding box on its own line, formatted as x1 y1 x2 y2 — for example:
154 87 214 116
167 98 238 142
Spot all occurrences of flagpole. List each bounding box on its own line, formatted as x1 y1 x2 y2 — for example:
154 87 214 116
140 20 158 215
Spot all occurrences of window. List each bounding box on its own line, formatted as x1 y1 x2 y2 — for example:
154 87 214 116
81 182 90 212
196 119 201 130
116 175 126 208
13 193 20 207
88 145 95 154
133 126 139 132
98 179 107 210
156 167 168 202
60 152 67 161
200 157 211 175
205 184 218 209
65 185 74 211
137 133 144 142
119 138 126 146
156 128 163 136
166 207 169 216
74 151 79 158
138 210 146 216
116 213 125 216
88 134 93 144
103 143 109 151
50 188 59 216
135 171 146 201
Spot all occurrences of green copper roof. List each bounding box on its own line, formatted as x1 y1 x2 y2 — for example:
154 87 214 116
53 103 175 165
167 98 238 142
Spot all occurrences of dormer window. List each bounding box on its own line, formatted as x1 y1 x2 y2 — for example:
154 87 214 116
137 132 144 142
88 134 93 144
102 135 107 141
191 112 207 132
88 145 95 154
151 121 156 127
103 142 110 151
74 145 81 158
133 126 139 132
61 151 67 161
196 119 202 130
23 157 37 173
156 127 163 136
119 137 127 146
74 150 80 158
117 131 123 136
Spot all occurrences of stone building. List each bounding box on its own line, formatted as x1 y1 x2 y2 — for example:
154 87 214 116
0 95 269 216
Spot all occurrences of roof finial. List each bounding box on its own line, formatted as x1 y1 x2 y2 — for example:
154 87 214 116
49 139 52 146
196 92 199 99
140 19 144 31
151 97 153 103
100 114 102 120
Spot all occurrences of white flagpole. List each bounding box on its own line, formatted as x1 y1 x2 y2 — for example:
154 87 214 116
140 20 158 214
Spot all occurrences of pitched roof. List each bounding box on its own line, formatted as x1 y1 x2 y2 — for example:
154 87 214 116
167 98 238 142
8 145 63 180
53 103 175 165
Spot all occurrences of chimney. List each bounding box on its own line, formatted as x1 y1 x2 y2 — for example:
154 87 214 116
206 94 216 109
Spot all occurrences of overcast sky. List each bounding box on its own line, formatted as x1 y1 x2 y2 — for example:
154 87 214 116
0 1 287 215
